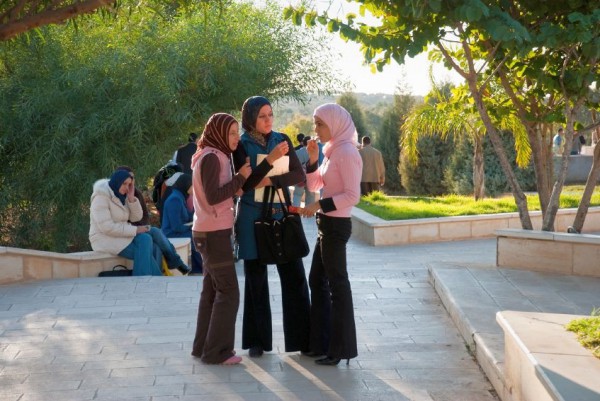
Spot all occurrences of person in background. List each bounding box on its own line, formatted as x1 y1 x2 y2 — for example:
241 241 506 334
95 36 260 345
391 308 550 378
292 135 317 207
161 173 202 274
571 132 585 155
300 103 362 366
553 128 564 155
191 112 251 365
358 135 386 195
89 168 190 276
115 165 150 226
232 95 310 358
294 132 305 151
173 133 198 175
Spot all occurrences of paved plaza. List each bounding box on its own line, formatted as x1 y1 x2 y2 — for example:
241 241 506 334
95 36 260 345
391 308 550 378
1 218 599 401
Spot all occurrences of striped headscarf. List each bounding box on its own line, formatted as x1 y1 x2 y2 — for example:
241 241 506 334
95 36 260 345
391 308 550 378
197 113 238 155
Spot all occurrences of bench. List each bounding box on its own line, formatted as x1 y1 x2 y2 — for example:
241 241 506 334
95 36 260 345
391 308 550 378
0 237 190 284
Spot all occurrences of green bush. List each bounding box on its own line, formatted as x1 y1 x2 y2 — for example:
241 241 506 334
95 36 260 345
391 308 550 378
400 133 454 195
444 131 536 196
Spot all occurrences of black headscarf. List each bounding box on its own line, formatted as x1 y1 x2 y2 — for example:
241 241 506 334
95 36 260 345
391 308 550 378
108 169 132 205
241 96 271 134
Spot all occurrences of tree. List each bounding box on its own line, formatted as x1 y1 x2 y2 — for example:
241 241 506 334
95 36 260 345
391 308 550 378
286 1 600 231
378 86 415 192
0 2 345 251
0 0 201 41
337 92 367 138
280 115 314 141
403 78 529 200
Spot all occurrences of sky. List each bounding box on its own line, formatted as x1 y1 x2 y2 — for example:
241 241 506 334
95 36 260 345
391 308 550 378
331 36 463 96
279 0 463 96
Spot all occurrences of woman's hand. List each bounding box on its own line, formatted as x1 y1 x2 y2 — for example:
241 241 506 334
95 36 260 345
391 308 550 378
265 141 289 165
126 179 136 202
136 225 151 234
239 157 252 178
306 139 319 165
300 201 320 217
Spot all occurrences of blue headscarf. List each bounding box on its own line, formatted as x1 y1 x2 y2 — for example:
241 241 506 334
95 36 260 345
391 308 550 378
108 169 132 205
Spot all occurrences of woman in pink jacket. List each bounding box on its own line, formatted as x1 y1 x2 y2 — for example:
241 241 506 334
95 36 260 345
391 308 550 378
190 113 251 365
300 103 362 366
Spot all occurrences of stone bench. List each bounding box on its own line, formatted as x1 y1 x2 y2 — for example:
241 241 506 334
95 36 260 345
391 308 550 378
0 237 190 284
496 228 600 277
497 311 600 401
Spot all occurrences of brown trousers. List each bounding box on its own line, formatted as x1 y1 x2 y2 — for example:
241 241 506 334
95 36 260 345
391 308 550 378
191 229 240 364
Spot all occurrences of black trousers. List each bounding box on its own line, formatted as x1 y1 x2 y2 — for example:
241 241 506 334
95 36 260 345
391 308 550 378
308 214 358 359
242 258 310 352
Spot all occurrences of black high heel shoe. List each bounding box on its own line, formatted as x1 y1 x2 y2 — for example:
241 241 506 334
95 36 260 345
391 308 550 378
315 356 350 366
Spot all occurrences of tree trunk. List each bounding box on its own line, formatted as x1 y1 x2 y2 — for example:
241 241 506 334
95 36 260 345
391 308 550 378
570 130 600 233
473 135 485 200
467 83 533 229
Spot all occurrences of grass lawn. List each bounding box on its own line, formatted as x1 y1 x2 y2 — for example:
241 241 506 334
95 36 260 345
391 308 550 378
566 313 600 359
358 185 600 220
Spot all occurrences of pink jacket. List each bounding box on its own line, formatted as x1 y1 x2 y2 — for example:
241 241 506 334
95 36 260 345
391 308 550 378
307 142 362 218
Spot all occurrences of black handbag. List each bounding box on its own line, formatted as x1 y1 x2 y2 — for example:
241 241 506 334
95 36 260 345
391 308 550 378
98 264 133 277
254 186 310 265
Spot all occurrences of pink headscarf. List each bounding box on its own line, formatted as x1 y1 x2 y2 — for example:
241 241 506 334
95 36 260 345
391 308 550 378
313 103 359 158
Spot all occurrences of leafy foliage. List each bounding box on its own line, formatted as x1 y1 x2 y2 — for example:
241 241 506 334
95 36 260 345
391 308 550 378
400 132 454 196
445 132 537 196
337 92 368 138
378 91 415 192
0 2 344 251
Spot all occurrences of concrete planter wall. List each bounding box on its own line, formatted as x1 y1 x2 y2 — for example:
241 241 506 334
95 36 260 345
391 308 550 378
497 311 600 401
352 206 600 247
496 228 600 277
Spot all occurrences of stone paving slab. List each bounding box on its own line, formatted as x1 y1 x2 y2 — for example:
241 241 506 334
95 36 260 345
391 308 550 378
0 220 503 401
430 261 600 401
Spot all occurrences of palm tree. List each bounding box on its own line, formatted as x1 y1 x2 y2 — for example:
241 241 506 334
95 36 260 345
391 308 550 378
402 79 530 200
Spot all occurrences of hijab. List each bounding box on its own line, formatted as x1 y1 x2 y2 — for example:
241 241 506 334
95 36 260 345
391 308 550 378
172 173 192 199
108 169 132 205
313 103 359 158
241 96 271 147
197 113 237 155
192 113 238 171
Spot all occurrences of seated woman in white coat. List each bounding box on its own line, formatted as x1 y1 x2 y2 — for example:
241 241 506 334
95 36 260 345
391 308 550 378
89 168 191 276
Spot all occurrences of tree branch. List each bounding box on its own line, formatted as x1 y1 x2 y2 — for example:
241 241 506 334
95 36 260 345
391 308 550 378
0 0 113 41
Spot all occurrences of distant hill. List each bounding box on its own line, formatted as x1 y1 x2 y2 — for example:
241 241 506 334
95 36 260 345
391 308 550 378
272 93 398 130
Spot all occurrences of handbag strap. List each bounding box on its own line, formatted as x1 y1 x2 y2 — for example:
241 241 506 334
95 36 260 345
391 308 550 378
260 186 276 218
272 184 293 216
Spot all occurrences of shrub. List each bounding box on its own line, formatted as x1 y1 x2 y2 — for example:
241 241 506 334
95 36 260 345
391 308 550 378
400 133 454 195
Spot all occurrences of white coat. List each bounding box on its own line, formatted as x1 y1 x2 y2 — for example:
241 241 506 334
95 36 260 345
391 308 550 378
88 179 143 255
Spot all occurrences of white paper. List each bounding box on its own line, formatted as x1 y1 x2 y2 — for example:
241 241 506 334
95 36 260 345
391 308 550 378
254 154 289 203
